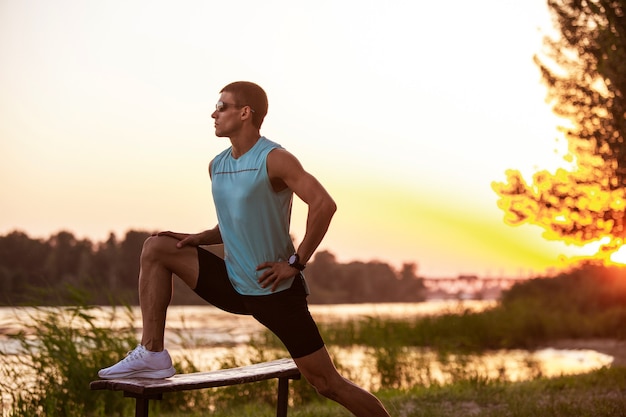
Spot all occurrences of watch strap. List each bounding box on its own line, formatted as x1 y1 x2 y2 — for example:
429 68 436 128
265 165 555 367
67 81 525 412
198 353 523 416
288 253 306 271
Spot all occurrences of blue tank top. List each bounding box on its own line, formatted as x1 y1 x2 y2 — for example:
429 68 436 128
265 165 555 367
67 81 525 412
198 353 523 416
211 137 297 295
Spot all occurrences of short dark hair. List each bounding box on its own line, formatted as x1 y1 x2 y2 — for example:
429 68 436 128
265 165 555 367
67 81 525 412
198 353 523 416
220 81 268 129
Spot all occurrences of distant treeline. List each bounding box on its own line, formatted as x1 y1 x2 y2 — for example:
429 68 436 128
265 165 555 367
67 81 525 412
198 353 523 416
0 230 427 305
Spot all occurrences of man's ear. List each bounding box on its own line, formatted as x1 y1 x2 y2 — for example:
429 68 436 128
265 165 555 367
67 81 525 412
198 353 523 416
240 106 252 120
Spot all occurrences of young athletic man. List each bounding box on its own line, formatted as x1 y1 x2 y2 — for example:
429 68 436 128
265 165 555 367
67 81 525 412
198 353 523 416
98 81 390 416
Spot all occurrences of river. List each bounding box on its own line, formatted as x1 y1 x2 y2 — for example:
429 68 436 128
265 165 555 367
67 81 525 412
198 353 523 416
0 300 615 392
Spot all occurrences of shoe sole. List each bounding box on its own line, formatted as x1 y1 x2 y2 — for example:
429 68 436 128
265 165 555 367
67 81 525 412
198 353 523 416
98 366 176 379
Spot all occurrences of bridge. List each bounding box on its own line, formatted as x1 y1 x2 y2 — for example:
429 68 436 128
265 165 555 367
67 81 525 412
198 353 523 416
422 276 528 300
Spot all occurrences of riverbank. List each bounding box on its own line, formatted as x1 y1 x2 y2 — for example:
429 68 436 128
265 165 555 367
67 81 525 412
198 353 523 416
380 364 626 417
154 364 626 417
548 338 626 367
2 296 625 416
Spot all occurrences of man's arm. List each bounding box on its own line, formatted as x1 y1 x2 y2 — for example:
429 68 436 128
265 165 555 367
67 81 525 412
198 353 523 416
156 225 222 248
257 148 337 290
271 149 337 264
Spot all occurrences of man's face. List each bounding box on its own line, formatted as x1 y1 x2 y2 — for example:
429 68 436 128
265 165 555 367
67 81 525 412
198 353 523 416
211 92 243 137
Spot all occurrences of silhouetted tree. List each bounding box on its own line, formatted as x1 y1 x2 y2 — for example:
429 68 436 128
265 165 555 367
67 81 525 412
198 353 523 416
398 262 427 300
400 263 418 281
492 0 626 260
306 251 426 304
118 231 151 289
305 251 351 303
46 231 94 287
0 231 49 302
0 231 426 305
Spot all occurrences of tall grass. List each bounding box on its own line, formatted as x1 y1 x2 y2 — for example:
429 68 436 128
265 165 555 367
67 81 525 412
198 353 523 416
126 366 626 417
295 264 626 353
0 300 138 416
0 300 319 416
1 264 624 416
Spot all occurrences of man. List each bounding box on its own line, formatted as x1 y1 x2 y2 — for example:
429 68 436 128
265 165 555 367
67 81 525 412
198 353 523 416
98 81 390 416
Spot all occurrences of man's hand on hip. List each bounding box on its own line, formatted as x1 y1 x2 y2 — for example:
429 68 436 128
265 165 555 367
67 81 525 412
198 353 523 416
256 261 298 292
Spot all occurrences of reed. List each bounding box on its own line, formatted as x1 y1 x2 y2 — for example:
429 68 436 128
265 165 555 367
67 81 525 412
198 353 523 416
0 293 138 416
153 366 626 417
1 264 624 416
308 264 626 353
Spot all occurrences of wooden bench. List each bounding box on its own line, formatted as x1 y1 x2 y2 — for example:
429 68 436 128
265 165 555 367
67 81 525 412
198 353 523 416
90 358 301 417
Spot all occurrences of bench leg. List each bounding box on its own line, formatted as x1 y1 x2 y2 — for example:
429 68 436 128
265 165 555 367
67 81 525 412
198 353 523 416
135 397 150 417
124 392 161 417
276 377 290 417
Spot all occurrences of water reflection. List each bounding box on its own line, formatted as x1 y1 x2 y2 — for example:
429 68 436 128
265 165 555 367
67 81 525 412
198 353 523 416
162 302 616 391
166 344 613 392
0 302 616 392
308 300 498 322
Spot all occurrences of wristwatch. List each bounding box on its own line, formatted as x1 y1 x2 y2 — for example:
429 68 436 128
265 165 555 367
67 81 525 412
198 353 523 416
288 253 306 271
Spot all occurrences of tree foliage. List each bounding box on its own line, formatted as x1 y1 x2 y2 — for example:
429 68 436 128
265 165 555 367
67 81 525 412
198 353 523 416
0 230 148 305
306 251 426 304
544 0 626 177
0 230 426 306
492 0 626 258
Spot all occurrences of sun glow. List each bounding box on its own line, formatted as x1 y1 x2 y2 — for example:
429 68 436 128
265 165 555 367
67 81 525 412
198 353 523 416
609 244 626 265
1 0 592 278
566 236 626 267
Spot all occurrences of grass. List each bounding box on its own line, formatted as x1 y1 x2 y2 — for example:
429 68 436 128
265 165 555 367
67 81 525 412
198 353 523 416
1 264 625 416
151 365 626 417
0 298 139 416
380 366 626 417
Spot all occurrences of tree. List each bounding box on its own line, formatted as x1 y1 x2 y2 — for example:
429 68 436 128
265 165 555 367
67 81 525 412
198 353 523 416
0 231 50 302
45 231 94 286
118 231 151 287
539 0 626 182
492 0 626 260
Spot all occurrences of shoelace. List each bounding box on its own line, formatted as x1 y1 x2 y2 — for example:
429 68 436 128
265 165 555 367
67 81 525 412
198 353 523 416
122 346 147 363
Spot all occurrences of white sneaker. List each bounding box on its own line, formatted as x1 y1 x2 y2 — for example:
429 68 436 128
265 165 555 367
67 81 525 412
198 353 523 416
98 345 176 379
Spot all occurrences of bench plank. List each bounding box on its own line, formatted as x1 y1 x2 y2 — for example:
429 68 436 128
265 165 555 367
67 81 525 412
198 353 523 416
91 358 299 395
90 358 301 417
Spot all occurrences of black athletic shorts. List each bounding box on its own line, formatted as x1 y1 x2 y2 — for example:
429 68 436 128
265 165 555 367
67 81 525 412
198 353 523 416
192 247 325 358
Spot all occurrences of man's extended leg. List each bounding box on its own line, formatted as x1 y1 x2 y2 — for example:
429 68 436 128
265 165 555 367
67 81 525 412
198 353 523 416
294 346 390 417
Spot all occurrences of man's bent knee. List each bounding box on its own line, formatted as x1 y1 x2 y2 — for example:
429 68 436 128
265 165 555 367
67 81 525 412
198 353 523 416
140 236 200 288
141 236 178 260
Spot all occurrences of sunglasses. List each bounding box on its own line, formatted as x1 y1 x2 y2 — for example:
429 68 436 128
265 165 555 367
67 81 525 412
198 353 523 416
215 101 255 113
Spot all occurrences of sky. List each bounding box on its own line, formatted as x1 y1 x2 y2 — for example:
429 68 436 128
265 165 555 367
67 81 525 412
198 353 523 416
0 0 603 278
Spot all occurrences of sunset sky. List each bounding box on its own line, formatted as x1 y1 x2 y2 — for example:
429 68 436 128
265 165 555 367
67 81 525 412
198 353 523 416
0 0 602 277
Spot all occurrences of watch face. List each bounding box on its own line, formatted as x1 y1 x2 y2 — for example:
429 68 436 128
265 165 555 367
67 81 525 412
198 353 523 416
289 254 298 264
